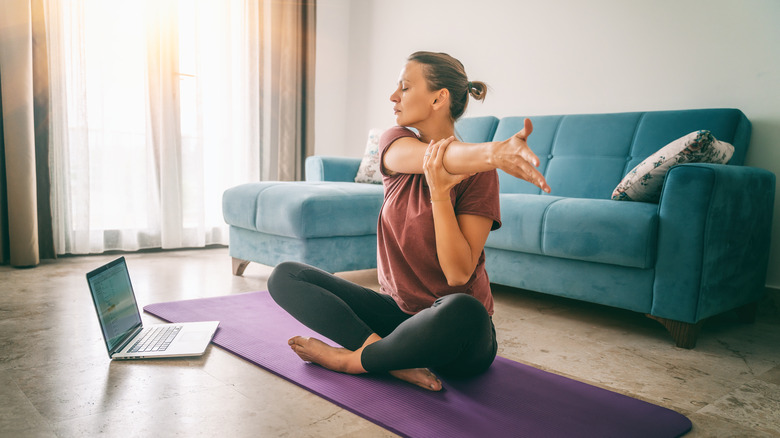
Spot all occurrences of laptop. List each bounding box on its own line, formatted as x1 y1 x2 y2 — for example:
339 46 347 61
86 256 219 360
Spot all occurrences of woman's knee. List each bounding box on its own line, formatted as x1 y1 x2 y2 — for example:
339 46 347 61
431 293 490 330
430 294 496 377
267 261 306 302
433 293 486 315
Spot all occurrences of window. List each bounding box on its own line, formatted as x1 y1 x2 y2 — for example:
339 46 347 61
49 0 262 253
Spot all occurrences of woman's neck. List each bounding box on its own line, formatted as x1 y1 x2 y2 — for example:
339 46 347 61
415 120 456 143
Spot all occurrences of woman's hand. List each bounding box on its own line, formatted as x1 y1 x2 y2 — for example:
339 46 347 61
489 118 551 193
423 136 473 201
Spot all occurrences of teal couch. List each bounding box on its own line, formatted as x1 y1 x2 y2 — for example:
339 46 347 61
222 108 775 348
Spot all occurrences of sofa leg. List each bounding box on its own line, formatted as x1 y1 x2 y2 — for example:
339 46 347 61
646 315 703 349
232 258 250 276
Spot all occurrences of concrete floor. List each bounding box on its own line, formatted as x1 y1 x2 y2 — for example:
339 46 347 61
1 247 779 437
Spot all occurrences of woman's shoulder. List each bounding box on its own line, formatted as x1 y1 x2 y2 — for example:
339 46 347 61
379 126 418 149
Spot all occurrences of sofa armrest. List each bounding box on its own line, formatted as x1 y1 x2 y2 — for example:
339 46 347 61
652 163 776 323
305 156 362 182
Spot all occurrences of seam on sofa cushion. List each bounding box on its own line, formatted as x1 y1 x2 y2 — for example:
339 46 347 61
731 112 751 166
646 203 660 269
539 197 564 255
694 166 718 322
488 117 499 140
625 112 647 176
547 116 564 173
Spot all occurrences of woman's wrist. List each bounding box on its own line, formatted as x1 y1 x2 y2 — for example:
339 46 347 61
485 140 501 170
429 189 451 203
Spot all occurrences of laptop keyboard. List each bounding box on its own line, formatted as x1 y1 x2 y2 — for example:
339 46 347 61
128 325 182 353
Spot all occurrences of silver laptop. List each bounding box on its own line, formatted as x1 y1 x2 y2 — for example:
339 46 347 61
86 256 219 360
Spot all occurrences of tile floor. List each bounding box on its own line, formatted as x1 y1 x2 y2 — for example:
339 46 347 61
1 247 778 437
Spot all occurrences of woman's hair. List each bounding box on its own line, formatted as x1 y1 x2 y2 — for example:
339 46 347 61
407 51 487 121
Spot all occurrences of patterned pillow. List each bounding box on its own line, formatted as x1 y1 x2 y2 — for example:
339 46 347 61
611 130 734 203
354 129 384 184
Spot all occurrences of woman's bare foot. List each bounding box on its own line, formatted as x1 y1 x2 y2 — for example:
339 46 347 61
390 368 443 391
288 336 365 374
287 335 443 391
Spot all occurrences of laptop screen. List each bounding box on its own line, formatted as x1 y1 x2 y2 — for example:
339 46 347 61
86 257 142 354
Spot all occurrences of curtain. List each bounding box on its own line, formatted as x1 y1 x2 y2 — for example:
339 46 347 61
267 0 316 181
0 0 56 267
44 0 315 255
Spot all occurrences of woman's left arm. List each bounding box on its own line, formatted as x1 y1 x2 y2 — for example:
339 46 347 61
424 137 494 286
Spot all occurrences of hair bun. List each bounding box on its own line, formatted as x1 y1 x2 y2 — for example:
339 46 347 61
468 80 488 101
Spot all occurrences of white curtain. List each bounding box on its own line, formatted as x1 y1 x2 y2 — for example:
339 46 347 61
46 0 266 253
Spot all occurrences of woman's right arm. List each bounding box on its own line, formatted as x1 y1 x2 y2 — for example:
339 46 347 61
383 119 551 193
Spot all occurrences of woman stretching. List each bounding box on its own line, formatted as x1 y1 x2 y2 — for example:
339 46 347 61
268 51 550 391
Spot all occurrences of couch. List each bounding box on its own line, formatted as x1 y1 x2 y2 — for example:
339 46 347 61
222 108 775 348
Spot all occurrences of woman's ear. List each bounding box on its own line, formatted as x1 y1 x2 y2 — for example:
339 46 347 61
432 89 449 109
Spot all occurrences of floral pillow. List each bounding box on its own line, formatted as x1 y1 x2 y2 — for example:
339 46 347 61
611 130 734 203
354 128 384 184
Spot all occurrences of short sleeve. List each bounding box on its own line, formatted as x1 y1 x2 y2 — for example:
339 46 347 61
378 126 418 177
454 170 502 231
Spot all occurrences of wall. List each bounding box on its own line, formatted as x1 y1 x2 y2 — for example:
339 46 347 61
315 0 780 287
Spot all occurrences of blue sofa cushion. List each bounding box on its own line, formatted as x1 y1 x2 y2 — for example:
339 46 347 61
223 182 384 238
455 116 499 143
492 115 561 195
485 194 556 254
488 195 658 269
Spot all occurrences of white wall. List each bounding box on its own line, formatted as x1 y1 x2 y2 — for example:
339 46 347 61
313 0 349 157
316 0 780 287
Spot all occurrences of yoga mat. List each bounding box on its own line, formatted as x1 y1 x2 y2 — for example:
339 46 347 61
144 291 691 438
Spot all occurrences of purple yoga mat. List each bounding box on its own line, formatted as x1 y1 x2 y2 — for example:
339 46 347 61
144 291 691 438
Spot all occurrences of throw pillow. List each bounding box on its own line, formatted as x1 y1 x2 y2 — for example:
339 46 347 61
611 130 734 203
354 128 384 184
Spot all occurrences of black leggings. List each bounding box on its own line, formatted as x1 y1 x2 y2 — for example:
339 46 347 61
267 261 497 378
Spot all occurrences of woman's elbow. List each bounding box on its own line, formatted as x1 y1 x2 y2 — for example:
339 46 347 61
445 272 472 287
441 257 479 286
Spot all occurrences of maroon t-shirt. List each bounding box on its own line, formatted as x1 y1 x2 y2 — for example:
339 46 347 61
377 126 501 315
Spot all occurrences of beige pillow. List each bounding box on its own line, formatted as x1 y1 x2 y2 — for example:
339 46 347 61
354 129 384 184
612 130 734 202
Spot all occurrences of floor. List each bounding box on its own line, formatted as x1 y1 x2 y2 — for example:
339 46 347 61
1 247 779 437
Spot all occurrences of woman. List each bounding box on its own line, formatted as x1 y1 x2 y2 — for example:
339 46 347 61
268 51 550 391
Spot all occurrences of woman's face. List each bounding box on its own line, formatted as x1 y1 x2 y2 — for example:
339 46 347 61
390 61 438 128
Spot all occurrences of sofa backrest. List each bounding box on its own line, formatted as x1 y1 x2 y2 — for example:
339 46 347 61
455 109 751 199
